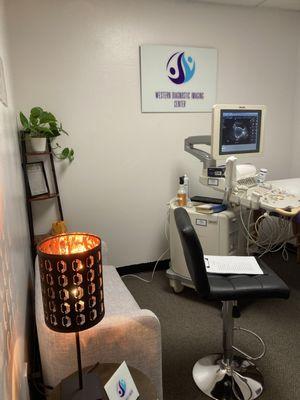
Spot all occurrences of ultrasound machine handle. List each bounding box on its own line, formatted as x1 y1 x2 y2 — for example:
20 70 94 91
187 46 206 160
223 156 237 204
184 136 216 169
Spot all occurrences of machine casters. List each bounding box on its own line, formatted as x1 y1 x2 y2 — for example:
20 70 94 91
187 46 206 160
169 278 184 293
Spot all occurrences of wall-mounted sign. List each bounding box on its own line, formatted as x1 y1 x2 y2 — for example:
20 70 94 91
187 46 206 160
140 44 217 113
0 57 8 107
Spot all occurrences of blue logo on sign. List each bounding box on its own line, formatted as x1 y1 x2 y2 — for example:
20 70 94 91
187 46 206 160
166 52 196 84
117 379 126 397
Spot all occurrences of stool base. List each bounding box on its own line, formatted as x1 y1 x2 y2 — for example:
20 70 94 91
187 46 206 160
193 354 263 400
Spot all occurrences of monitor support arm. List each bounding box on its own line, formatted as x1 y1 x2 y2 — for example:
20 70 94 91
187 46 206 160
184 136 216 169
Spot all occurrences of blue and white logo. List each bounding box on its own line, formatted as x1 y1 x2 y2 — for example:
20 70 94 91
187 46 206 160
166 51 196 84
117 379 126 397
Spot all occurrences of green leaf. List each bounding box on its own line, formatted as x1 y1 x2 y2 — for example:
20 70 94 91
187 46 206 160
36 126 54 137
68 149 74 162
39 112 50 124
30 107 43 118
30 113 38 125
40 111 57 124
49 121 58 130
47 112 56 122
51 128 60 137
19 112 29 129
61 148 69 158
68 148 74 156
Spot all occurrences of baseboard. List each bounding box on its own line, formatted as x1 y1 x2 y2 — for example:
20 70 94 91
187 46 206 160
286 242 297 254
117 259 170 276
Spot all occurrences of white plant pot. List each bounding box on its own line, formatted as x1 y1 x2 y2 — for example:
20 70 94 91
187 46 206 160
29 137 47 152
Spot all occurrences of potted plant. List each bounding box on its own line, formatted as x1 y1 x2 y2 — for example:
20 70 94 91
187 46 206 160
19 107 74 161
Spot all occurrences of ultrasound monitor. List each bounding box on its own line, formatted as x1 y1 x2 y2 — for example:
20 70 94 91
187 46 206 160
211 104 266 159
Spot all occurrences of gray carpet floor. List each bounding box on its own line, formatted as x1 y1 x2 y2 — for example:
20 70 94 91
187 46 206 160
123 252 300 400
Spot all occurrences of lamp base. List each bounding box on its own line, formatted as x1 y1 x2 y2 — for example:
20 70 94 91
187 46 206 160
61 370 107 400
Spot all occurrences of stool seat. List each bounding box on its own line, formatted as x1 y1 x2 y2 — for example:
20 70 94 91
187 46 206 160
207 261 290 301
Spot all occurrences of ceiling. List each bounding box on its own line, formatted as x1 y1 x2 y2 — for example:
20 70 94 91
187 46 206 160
196 0 300 11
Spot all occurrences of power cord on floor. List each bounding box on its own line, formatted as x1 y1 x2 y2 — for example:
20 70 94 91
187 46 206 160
121 248 169 283
122 204 172 283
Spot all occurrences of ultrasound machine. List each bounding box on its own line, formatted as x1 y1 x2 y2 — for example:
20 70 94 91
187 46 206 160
167 104 300 293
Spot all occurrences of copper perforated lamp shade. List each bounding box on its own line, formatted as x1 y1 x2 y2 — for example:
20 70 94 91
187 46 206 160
37 233 106 400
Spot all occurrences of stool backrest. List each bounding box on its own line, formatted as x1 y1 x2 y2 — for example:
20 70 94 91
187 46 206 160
174 207 210 297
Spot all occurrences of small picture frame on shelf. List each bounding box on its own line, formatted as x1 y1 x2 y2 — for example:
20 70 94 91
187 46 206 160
26 162 50 198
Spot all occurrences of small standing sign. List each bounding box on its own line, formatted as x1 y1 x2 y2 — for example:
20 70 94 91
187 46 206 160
104 361 139 400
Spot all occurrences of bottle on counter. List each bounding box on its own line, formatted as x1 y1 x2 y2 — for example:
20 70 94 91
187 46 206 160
257 168 268 185
177 176 187 207
183 174 189 199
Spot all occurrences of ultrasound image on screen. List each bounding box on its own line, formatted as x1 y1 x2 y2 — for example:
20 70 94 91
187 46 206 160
219 110 261 155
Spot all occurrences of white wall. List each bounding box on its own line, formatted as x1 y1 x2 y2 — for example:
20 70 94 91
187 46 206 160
291 41 300 175
0 1 32 399
6 0 300 266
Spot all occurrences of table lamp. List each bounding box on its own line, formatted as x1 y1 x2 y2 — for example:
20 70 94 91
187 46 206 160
37 232 106 400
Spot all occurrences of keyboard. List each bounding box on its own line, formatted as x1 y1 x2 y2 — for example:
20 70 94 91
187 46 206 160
236 176 258 188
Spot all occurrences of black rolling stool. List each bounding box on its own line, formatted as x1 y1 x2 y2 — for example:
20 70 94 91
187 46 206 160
174 207 290 400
